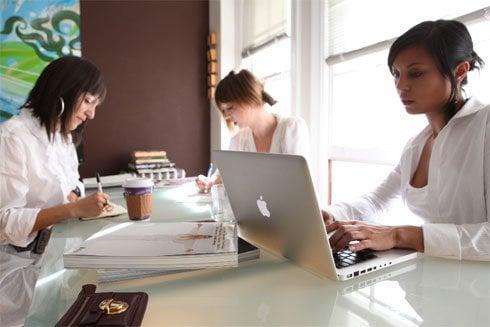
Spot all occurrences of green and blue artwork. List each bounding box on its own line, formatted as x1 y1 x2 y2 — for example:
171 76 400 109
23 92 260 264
0 0 80 122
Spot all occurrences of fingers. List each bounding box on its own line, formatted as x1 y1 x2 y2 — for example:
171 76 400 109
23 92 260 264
325 221 339 233
325 220 361 233
329 225 362 250
195 175 211 193
93 192 110 211
332 230 365 252
321 210 335 225
350 240 371 252
95 191 110 202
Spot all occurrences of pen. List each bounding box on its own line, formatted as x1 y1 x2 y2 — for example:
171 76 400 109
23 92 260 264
96 172 103 193
207 163 214 178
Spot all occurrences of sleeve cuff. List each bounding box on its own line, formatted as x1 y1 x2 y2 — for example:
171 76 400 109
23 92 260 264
4 208 41 247
422 223 461 259
77 180 86 197
326 204 346 221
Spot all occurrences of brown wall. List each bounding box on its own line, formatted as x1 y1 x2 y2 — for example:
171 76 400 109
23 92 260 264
79 0 209 178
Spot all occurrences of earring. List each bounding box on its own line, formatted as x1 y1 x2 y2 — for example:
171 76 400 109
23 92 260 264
58 97 65 118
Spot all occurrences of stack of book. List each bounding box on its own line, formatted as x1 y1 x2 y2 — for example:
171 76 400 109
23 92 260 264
128 150 185 180
97 237 259 283
63 221 238 270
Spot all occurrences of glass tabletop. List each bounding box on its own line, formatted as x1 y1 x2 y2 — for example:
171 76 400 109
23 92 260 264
7 184 490 326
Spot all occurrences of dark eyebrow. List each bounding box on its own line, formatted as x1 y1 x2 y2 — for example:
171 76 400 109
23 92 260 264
407 62 425 68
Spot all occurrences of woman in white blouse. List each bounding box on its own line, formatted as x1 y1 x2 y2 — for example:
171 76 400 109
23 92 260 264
323 20 489 261
196 69 310 192
0 56 110 249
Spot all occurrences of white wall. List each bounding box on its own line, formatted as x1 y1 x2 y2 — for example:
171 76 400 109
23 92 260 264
209 0 240 161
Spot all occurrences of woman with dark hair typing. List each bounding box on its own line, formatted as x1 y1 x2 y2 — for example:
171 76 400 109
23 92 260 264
196 69 310 192
0 56 110 251
323 20 489 261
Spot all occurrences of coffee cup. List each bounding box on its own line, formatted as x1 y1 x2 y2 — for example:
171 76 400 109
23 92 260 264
123 178 153 221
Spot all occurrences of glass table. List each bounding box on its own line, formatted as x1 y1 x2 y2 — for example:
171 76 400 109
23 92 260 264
16 184 490 326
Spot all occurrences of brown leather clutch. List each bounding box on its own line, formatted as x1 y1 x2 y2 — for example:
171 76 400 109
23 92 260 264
55 284 148 326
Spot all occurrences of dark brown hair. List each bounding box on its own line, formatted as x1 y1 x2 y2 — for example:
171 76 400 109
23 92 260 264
22 56 106 145
388 20 484 122
214 69 276 128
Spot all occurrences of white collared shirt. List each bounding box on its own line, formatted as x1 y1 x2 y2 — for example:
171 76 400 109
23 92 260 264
0 109 84 247
328 98 490 261
229 114 310 159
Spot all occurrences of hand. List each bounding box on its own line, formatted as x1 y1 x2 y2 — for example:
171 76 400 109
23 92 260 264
321 210 335 226
67 191 79 203
195 175 213 193
326 220 396 252
71 192 110 218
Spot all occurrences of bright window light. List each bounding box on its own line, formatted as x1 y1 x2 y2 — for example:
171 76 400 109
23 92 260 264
241 38 292 116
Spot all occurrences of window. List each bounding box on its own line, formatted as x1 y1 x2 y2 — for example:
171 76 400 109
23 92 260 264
325 2 490 224
241 38 292 115
239 0 292 115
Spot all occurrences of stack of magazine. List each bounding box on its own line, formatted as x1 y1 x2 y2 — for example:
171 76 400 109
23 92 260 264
97 237 260 283
63 221 241 270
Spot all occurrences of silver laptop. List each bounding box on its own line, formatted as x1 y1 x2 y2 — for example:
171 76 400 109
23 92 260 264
213 150 417 281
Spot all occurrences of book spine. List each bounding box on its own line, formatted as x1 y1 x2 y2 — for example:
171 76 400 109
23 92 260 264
128 162 174 170
131 151 167 158
134 167 177 174
135 168 185 180
133 158 169 164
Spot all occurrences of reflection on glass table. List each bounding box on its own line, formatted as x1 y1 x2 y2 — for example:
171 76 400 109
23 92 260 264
15 185 490 326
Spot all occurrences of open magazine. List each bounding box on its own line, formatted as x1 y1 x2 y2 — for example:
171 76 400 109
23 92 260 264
64 221 238 270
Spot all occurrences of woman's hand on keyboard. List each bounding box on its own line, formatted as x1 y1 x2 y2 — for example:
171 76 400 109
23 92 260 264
326 220 397 252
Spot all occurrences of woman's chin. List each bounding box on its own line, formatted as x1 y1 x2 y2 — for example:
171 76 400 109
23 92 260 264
68 123 80 131
404 106 421 115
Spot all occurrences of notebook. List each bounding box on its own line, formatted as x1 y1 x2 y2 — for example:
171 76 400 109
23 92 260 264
79 202 127 221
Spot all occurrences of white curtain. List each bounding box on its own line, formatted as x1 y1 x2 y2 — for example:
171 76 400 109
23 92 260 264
241 0 291 56
326 0 490 57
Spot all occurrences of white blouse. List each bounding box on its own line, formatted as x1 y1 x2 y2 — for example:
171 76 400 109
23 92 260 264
327 98 490 261
405 184 430 220
229 114 310 159
0 109 84 247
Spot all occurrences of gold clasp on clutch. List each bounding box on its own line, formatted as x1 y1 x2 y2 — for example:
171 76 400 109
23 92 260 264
99 298 129 315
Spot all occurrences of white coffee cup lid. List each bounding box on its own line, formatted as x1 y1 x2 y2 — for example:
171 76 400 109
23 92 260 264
123 178 154 188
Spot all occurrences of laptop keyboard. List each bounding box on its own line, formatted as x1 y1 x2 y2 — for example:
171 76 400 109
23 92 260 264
333 248 377 269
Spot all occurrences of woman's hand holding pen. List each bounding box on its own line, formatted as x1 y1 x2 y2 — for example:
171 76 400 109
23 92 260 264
196 175 213 193
70 192 110 218
196 163 216 193
196 174 223 193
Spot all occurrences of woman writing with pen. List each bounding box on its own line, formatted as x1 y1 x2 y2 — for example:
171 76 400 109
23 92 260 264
196 69 310 192
0 56 110 252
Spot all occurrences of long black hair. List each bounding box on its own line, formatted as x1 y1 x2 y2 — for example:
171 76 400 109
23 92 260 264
388 20 484 121
22 56 106 144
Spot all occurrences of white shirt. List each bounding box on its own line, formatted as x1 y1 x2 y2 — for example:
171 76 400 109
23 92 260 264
0 109 84 247
0 109 84 325
229 114 310 159
327 98 490 261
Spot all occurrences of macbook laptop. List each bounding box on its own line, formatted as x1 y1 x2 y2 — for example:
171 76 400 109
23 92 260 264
213 151 417 280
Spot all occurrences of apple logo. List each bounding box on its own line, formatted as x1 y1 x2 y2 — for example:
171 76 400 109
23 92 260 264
257 195 270 218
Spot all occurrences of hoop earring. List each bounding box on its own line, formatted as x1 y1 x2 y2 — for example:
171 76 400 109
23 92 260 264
58 97 65 118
